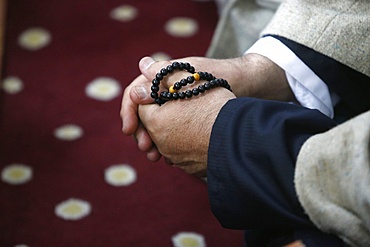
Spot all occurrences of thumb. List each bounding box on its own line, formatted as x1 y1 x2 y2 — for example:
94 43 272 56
139 56 172 87
130 84 154 104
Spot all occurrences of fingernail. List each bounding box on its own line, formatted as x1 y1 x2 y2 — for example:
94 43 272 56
141 57 155 69
133 85 148 99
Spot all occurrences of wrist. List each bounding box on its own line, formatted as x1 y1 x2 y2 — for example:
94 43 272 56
225 53 296 102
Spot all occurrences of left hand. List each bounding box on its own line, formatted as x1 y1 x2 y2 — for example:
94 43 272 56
139 87 235 177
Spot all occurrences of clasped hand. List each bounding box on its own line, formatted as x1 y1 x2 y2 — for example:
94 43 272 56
121 57 236 176
120 54 292 176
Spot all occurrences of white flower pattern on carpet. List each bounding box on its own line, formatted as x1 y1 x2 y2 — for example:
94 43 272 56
2 76 24 94
85 77 122 101
54 124 83 141
165 17 198 37
18 27 51 51
1 164 33 185
1 1 236 245
105 164 137 187
151 52 171 62
110 5 138 22
172 232 206 247
55 198 91 220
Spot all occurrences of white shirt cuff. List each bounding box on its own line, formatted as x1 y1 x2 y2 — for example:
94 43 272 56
245 36 336 118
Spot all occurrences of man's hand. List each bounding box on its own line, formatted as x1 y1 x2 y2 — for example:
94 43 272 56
138 87 235 176
120 54 293 164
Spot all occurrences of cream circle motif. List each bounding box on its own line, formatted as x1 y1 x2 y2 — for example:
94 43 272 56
172 232 206 247
151 52 171 62
2 76 24 94
165 17 198 38
18 27 51 51
55 198 91 220
54 124 83 141
104 164 137 186
1 164 33 185
85 77 122 101
110 5 138 22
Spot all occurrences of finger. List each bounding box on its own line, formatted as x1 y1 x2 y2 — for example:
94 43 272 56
120 74 150 135
129 78 153 105
132 124 161 161
135 123 153 152
130 80 167 105
147 146 162 162
139 56 170 81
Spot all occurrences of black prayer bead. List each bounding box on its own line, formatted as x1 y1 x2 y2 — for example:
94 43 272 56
166 64 173 72
183 63 190 70
150 92 158 99
172 62 180 69
160 91 167 98
192 88 199 96
155 97 166 105
187 76 195 84
174 82 181 90
160 68 168 76
180 79 188 86
185 90 193 98
152 79 159 86
178 92 185 99
151 85 159 92
172 92 179 100
155 73 163 81
198 84 205 92
166 92 172 99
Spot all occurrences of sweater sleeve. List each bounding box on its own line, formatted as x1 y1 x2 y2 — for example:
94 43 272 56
261 0 370 78
207 97 337 230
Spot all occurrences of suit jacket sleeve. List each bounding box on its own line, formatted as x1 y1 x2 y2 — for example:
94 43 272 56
269 35 370 119
207 97 337 230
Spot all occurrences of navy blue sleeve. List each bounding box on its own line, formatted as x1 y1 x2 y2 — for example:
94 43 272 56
207 98 337 230
269 35 370 119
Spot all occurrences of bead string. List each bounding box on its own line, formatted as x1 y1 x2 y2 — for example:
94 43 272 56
151 61 231 105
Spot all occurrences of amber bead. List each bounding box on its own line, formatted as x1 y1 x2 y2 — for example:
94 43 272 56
169 86 176 93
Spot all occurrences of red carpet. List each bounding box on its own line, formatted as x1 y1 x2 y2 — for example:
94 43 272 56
0 0 243 246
